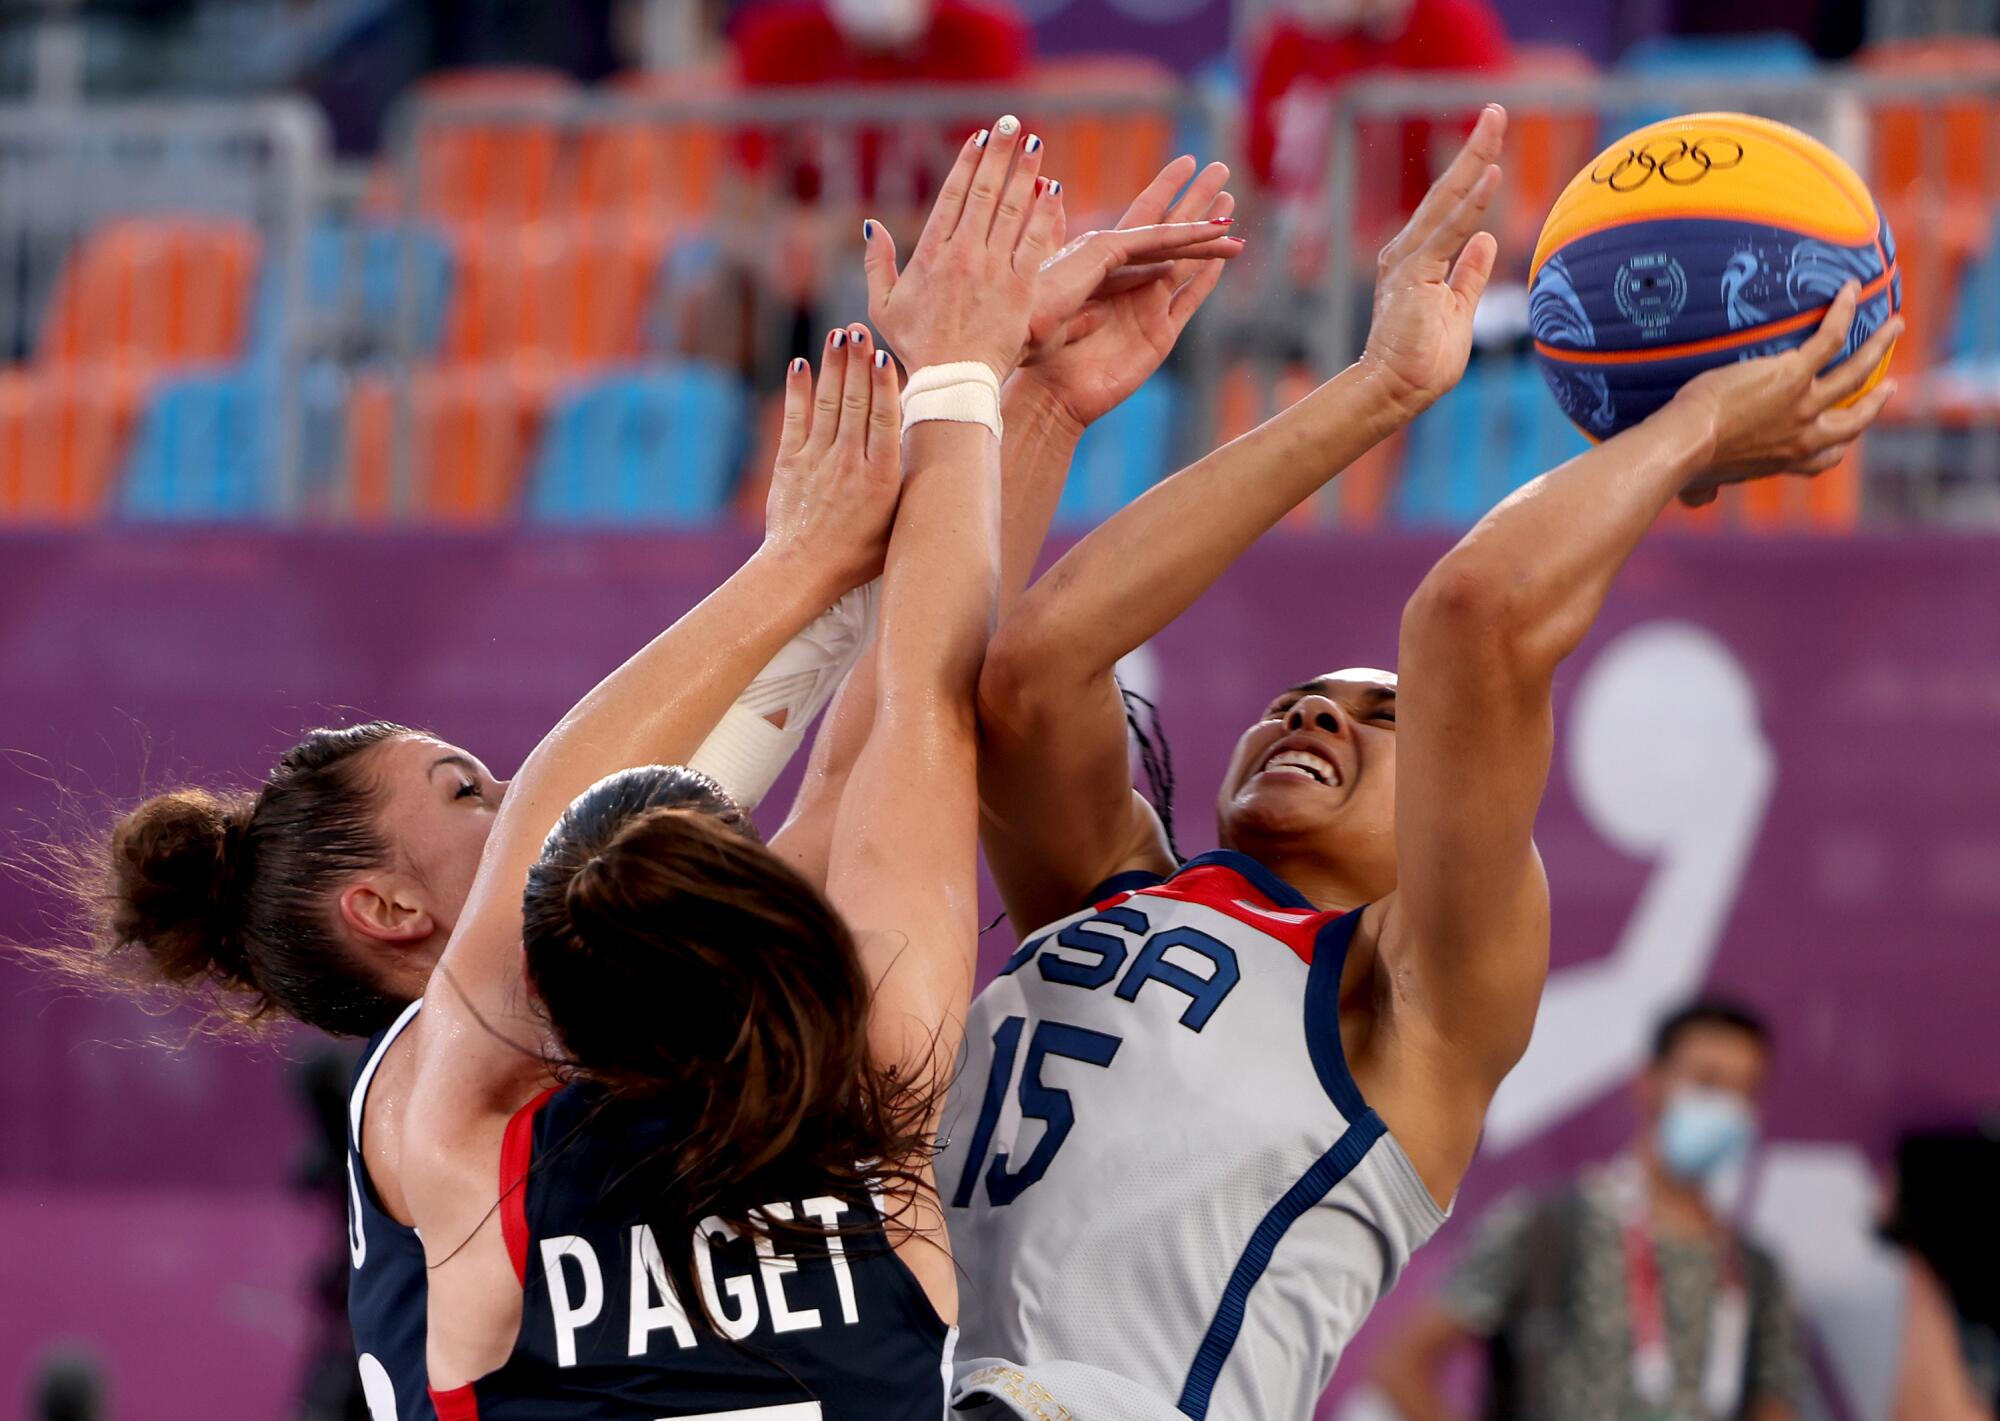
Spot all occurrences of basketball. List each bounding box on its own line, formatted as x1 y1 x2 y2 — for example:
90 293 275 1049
1529 111 1901 441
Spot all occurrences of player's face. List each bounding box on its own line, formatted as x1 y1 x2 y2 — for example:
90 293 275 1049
1216 670 1399 876
366 734 508 935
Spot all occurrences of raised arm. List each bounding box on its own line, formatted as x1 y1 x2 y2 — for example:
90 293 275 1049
410 341 902 1109
1376 287 1901 1191
771 156 1243 886
978 107 1508 933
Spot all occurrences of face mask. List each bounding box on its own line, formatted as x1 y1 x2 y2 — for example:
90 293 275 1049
828 0 929 48
1655 1085 1757 1181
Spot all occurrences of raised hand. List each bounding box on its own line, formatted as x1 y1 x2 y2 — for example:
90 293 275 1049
1671 283 1902 506
1360 104 1506 420
862 116 1061 379
1018 156 1244 429
763 323 904 593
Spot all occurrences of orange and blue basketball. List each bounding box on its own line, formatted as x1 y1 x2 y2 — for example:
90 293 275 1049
1529 112 1900 441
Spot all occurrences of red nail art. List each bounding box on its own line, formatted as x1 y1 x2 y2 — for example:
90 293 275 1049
1211 217 1235 225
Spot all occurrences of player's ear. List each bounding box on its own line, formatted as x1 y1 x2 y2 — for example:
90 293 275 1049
339 876 436 946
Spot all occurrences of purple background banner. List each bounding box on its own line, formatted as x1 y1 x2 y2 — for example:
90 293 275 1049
3 530 1994 1418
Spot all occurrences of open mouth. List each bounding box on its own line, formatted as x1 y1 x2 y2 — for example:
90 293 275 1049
1259 746 1341 787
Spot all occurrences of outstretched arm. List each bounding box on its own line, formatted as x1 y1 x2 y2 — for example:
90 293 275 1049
771 156 1242 886
1376 288 1902 1195
413 339 902 1110
979 108 1509 934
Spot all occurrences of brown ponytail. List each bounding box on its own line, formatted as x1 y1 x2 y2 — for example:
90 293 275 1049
522 766 936 1272
38 721 415 1037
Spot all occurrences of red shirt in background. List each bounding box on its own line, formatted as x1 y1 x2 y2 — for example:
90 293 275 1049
1248 0 1511 217
733 0 1033 202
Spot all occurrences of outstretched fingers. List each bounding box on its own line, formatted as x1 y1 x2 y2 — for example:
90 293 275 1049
807 327 850 451
836 324 876 453
1016 177 1065 272
1447 229 1499 304
778 354 814 458
1115 154 1198 230
992 131 1046 250
862 218 900 322
961 114 1026 242
1388 104 1506 265
918 130 987 250
866 343 901 465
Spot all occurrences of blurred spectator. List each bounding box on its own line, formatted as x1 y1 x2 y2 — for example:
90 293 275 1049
32 1348 106 1421
1882 1130 2000 1419
734 0 1031 88
1246 0 1511 218
1373 999 1807 1421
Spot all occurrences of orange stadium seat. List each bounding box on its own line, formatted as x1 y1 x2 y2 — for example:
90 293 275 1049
441 225 661 369
572 69 730 234
1859 39 2000 367
0 367 148 522
345 366 549 523
366 69 578 230
36 218 260 369
1494 45 1600 274
1023 57 1178 227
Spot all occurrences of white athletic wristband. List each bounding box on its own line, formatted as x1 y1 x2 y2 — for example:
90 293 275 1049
902 361 1003 439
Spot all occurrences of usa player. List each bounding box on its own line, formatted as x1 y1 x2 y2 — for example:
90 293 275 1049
947 105 1902 1420
399 116 1067 1418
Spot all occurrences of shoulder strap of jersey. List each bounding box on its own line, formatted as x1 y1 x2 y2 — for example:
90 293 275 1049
348 998 423 1153
500 1086 559 1287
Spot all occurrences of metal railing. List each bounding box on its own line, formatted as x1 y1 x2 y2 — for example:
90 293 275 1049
3 65 1999 529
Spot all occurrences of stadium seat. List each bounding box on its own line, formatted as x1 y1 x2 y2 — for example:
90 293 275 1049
366 68 578 230
1611 33 1816 135
572 69 729 234
526 364 749 525
0 367 147 522
1053 372 1179 527
442 224 662 369
119 365 347 521
1024 58 1178 229
345 366 546 523
37 218 260 370
1396 355 1588 527
248 219 454 366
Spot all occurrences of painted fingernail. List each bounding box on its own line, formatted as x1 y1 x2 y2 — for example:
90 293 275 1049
791 358 807 374
974 129 990 148
1025 134 1042 154
1211 217 1235 225
1050 180 1061 196
851 327 868 344
996 115 1020 137
874 350 889 369
832 330 846 348
862 219 875 241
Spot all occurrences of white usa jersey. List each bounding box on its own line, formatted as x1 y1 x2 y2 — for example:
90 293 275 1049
939 851 1448 1421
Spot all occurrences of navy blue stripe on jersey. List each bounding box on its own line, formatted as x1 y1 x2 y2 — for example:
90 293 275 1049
1174 850 1318 912
1174 1111 1388 1420
1302 909 1370 1123
1079 868 1171 911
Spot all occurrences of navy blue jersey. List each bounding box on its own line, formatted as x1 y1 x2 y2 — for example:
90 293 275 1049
430 1082 954 1420
346 1001 434 1421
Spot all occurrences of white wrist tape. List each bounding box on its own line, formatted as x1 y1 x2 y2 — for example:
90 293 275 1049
901 361 1003 439
687 580 879 809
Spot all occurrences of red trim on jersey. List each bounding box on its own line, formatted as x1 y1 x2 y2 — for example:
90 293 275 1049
429 1383 481 1420
1130 864 1330 964
500 1087 558 1288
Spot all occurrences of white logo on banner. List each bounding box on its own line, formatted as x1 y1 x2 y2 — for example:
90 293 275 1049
1484 621 1775 1151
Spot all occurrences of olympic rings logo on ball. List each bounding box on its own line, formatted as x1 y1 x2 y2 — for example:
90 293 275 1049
1589 136 1746 192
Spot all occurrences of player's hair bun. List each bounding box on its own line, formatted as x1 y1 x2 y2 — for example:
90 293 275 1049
106 787 262 996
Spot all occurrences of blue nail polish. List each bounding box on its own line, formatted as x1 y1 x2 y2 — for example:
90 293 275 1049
791 358 806 374
975 129 989 148
863 219 875 241
1049 180 1061 196
852 328 868 344
832 331 846 348
1026 135 1042 154
874 350 889 369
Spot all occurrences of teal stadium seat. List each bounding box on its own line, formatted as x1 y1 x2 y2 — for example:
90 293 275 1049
1053 373 1180 527
121 366 346 521
1610 33 1815 135
527 364 749 525
1951 220 2000 363
1396 355 1589 528
248 219 453 365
